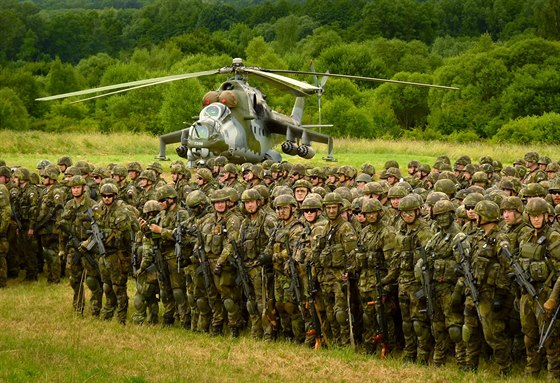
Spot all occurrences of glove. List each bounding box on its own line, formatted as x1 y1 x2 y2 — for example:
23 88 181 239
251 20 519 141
213 263 222 276
544 298 557 316
451 284 464 313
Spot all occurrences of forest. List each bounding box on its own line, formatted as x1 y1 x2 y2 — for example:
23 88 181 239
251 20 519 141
1 0 559 144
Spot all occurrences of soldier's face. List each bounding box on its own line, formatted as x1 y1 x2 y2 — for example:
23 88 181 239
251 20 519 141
400 210 416 224
390 198 400 209
550 190 560 206
244 200 258 214
465 206 478 221
171 173 180 182
275 205 292 221
365 211 379 223
213 201 227 213
502 209 518 225
71 185 84 197
294 188 308 202
139 179 148 188
128 171 138 180
303 209 318 223
355 212 366 223
529 214 546 229
325 204 339 220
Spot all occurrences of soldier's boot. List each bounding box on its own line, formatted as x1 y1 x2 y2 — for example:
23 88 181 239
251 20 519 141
230 326 240 338
86 276 103 318
162 316 175 327
210 324 223 336
115 284 128 325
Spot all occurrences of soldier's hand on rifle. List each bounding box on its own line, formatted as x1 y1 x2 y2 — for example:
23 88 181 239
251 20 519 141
544 298 557 316
27 228 34 238
149 224 162 234
213 263 222 275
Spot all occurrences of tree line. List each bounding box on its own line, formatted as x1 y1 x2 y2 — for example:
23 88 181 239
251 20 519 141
0 0 559 144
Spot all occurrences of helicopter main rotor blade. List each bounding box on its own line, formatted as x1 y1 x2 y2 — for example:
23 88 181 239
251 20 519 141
36 69 220 102
243 68 321 97
261 69 460 90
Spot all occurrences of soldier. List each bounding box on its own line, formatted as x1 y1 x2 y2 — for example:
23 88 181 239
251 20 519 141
35 165 66 283
132 200 161 326
91 183 133 324
393 194 434 364
169 162 192 205
293 179 312 212
127 162 143 184
386 186 408 227
184 190 213 332
136 170 158 211
313 192 358 346
200 189 243 336
522 152 546 185
219 163 244 195
57 156 73 174
238 189 276 340
140 185 189 327
12 168 40 281
357 198 397 355
460 200 513 375
58 175 101 316
425 200 465 366
147 162 167 188
517 198 560 379
243 164 264 189
112 165 136 206
0 167 11 288
194 168 216 195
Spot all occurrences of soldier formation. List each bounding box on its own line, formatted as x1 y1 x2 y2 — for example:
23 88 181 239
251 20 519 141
2 151 560 378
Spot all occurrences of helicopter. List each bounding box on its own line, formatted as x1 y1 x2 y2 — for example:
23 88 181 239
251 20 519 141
37 58 459 166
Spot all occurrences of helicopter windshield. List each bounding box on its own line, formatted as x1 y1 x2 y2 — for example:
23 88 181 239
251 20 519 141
200 103 230 121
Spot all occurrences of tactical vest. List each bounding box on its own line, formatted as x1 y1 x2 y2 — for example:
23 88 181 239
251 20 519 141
519 233 553 283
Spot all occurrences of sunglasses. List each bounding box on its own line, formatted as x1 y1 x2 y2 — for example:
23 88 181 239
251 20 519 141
550 190 560 196
101 194 114 198
465 205 475 211
303 209 319 214
93 176 102 180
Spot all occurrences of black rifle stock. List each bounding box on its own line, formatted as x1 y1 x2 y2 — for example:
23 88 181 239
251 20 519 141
456 239 483 323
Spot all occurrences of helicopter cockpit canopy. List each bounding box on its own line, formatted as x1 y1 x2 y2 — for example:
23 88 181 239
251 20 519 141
200 103 231 121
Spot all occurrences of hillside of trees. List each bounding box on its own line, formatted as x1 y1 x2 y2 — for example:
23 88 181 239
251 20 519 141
1 0 559 144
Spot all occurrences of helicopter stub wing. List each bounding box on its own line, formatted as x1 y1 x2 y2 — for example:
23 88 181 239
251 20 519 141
242 68 322 97
36 69 220 102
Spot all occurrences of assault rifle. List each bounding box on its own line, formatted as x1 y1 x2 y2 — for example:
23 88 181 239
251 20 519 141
86 207 106 258
539 301 560 352
262 223 280 329
456 238 483 322
59 224 100 275
192 227 213 302
151 216 170 288
175 211 183 273
500 242 545 316
416 247 434 327
230 235 256 312
306 261 324 350
287 238 305 322
369 260 390 358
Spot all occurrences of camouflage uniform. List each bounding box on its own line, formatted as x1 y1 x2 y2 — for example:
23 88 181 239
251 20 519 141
425 200 466 366
91 183 132 324
13 168 40 281
35 166 66 283
356 198 397 355
143 186 189 327
517 198 560 379
238 189 276 340
461 200 513 375
264 194 306 342
59 176 102 316
0 183 11 287
394 195 434 363
201 189 243 336
314 193 357 346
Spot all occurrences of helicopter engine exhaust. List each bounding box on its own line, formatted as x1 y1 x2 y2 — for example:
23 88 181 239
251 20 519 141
297 145 315 159
281 141 298 156
176 146 189 158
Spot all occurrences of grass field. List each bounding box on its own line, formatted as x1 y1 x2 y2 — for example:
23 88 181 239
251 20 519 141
1 130 559 173
0 276 535 383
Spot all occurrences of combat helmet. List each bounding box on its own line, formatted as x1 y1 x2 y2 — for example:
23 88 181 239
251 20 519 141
43 164 60 180
100 183 118 195
57 156 73 167
241 189 262 203
0 166 11 178
186 190 209 208
388 185 408 199
432 200 455 216
68 175 87 187
500 196 524 213
210 188 230 203
301 196 322 210
474 200 500 223
361 199 383 213
138 170 157 184
523 183 546 198
156 185 177 201
13 167 30 181
112 165 127 178
323 192 344 206
274 194 297 208
399 194 421 211
143 200 162 214
525 197 550 216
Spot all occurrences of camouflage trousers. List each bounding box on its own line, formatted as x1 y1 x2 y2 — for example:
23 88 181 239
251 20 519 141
40 234 60 283
132 271 159 325
274 272 305 343
67 248 102 317
0 237 8 287
360 289 395 355
520 288 560 379
247 266 273 340
100 251 130 324
398 281 433 363
158 255 188 327
433 284 466 366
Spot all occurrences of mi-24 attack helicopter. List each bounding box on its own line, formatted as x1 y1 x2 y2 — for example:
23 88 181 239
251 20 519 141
37 58 458 166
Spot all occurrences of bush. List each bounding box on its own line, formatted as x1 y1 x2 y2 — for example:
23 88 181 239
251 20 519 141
493 112 560 144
